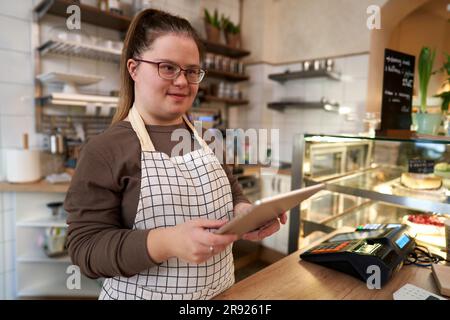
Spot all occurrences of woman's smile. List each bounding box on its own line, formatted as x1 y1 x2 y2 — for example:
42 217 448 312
166 90 190 102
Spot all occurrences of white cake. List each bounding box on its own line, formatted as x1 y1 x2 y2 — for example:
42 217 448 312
400 172 442 190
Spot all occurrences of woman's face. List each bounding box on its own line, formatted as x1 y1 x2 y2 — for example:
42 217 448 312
129 34 200 123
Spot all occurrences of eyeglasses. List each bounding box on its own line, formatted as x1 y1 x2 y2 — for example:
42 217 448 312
134 58 206 84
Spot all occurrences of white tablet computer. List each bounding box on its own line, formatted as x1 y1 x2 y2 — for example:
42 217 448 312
216 183 325 237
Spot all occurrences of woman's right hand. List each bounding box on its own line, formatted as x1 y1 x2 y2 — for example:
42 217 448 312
147 219 238 264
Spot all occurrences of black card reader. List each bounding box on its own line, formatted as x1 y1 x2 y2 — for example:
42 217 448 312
300 224 415 286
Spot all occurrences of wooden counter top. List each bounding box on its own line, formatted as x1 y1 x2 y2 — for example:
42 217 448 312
0 179 69 193
215 229 444 300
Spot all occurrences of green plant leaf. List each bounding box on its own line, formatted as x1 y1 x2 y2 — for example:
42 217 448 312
204 8 221 29
204 8 212 24
418 46 436 113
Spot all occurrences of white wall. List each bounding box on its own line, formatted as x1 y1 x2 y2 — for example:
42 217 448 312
242 0 387 64
0 0 240 300
228 53 370 163
0 0 36 300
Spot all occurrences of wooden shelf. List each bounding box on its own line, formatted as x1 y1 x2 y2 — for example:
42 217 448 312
268 69 341 83
33 2 252 60
206 69 249 82
203 95 248 106
202 40 251 58
34 0 132 32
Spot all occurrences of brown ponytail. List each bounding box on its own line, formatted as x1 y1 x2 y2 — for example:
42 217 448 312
112 9 204 125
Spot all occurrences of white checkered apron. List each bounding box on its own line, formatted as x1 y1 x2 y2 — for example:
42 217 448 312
99 107 235 300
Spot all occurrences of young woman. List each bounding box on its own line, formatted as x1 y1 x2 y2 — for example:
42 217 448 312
64 9 287 300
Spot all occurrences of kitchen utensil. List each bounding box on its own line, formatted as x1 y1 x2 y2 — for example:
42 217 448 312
47 201 63 217
49 128 66 155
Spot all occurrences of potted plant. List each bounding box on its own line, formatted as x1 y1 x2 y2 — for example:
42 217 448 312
221 15 241 48
414 46 442 135
204 8 221 43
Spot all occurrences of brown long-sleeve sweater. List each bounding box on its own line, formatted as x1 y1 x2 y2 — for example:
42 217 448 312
63 120 249 279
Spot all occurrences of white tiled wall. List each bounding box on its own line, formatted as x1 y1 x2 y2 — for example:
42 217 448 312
0 0 35 299
228 53 369 163
0 0 239 300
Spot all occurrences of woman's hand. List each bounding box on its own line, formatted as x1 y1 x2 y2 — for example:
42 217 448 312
234 202 288 242
147 219 237 264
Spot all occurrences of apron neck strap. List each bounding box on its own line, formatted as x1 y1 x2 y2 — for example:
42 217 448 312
181 114 212 152
127 105 212 153
128 106 155 152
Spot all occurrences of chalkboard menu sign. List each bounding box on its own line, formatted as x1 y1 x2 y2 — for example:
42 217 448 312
380 49 415 131
408 159 434 174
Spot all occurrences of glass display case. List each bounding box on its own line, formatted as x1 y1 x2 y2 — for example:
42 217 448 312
288 133 450 256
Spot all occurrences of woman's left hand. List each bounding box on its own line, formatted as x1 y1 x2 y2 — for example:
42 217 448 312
233 202 288 242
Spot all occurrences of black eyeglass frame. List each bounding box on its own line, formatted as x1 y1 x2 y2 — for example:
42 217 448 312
133 58 206 84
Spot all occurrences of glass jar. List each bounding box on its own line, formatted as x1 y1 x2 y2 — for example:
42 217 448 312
222 56 231 72
204 53 214 69
230 59 238 74
237 61 245 74
214 55 223 71
108 0 123 15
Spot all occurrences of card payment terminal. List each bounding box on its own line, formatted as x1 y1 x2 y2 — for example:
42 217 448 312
300 224 415 286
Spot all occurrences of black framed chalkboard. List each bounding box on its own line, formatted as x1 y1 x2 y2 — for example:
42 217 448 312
380 49 415 131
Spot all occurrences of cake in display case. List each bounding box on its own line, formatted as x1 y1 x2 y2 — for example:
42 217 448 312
289 133 449 255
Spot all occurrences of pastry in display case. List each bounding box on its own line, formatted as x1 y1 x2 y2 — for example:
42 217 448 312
289 133 450 256
402 213 447 250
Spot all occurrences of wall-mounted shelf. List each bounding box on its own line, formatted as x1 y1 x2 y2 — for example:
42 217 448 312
268 69 341 83
36 92 118 108
38 39 121 62
203 95 248 106
268 99 340 112
202 40 251 58
268 101 323 111
34 0 132 32
206 69 249 82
